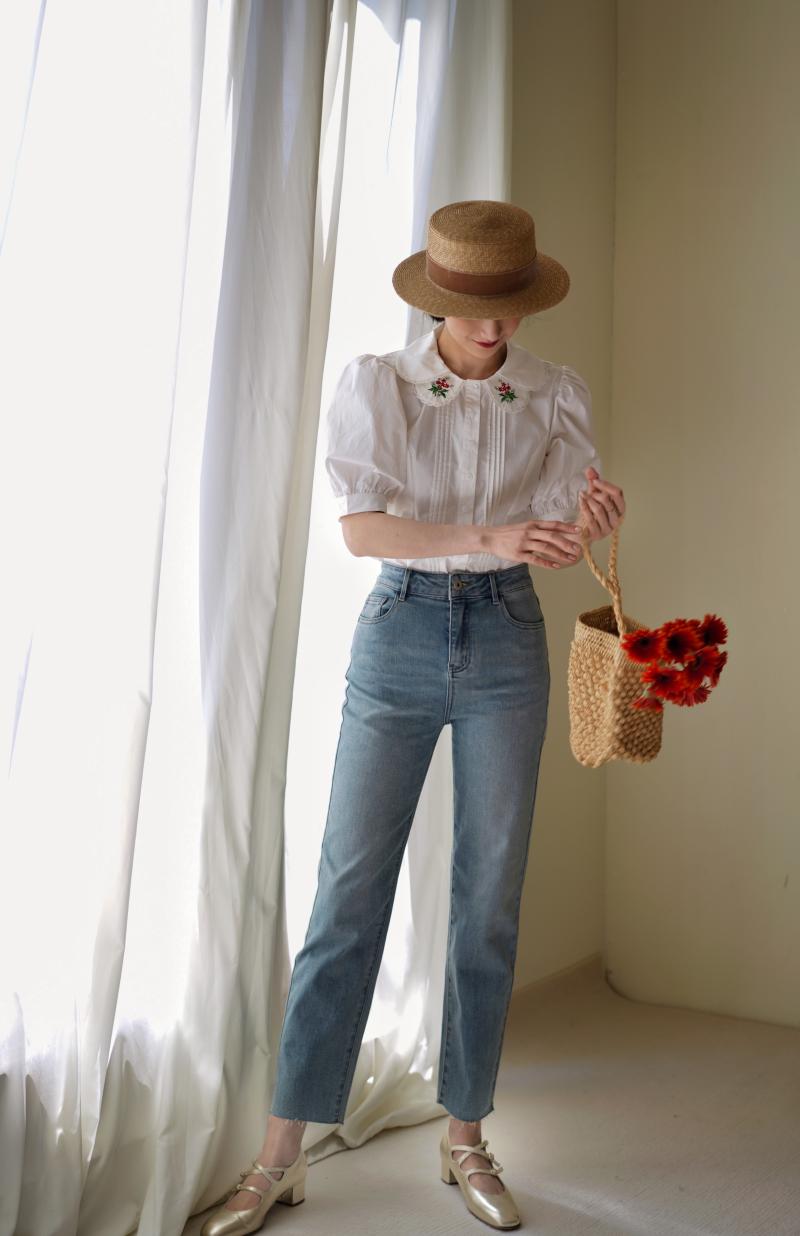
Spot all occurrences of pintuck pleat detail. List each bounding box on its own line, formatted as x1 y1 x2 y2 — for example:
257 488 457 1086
430 403 453 524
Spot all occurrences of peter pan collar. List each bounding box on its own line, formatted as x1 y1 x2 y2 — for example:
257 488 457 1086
389 325 552 410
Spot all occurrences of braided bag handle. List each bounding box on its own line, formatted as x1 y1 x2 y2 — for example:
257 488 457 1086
577 516 626 636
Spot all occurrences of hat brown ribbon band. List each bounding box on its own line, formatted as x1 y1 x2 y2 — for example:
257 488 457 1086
426 253 538 295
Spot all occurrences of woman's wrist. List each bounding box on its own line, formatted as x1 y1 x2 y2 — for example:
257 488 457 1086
343 512 492 559
471 523 492 553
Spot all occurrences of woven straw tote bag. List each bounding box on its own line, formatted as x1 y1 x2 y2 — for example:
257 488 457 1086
568 517 663 767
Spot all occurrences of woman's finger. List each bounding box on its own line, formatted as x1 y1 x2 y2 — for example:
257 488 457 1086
578 490 599 526
530 519 587 566
529 551 570 569
586 477 625 517
531 532 581 564
580 490 612 535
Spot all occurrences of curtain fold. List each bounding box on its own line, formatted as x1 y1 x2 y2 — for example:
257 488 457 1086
0 2 511 1233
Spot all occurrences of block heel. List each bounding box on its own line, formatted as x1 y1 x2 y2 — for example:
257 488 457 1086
277 1178 305 1205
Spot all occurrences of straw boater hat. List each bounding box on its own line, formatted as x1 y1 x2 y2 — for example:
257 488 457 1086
392 199 570 318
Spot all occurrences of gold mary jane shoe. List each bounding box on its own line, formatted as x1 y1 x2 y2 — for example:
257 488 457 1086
440 1131 521 1230
200 1148 306 1235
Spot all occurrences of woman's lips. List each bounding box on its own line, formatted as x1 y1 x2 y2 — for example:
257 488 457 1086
475 340 500 348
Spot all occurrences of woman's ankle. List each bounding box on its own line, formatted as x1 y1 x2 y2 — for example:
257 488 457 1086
263 1114 307 1153
448 1116 483 1142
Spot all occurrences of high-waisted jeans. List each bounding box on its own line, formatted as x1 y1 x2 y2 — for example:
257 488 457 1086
269 559 550 1124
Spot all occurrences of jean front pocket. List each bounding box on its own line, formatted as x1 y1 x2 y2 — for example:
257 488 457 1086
497 582 545 630
357 584 401 624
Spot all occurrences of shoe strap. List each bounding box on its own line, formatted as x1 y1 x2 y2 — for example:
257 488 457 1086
448 1138 504 1177
230 1183 268 1200
229 1157 292 1200
250 1157 294 1186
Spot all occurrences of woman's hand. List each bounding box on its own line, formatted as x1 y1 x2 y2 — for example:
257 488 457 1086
483 519 585 569
576 467 625 542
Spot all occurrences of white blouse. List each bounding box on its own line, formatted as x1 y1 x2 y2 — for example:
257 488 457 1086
324 323 603 574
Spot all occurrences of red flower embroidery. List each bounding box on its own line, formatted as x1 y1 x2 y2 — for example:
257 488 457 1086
428 376 452 398
496 380 517 403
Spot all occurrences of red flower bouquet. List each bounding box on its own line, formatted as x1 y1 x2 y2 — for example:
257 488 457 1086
621 615 728 712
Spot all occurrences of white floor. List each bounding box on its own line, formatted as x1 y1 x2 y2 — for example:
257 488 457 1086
187 956 800 1235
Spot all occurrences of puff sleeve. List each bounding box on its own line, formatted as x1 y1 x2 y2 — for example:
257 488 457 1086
528 364 603 523
324 353 408 518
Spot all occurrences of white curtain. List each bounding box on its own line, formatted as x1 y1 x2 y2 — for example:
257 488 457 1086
0 2 510 1234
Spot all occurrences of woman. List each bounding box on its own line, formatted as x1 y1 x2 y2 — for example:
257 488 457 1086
201 200 624 1234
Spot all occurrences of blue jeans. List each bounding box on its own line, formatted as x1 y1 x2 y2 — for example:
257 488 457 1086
269 560 550 1124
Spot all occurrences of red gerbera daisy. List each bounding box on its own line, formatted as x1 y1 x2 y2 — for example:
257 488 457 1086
675 681 711 707
620 627 665 664
707 648 727 686
698 613 728 646
663 672 695 704
640 664 682 698
682 647 717 686
659 619 704 663
631 694 664 712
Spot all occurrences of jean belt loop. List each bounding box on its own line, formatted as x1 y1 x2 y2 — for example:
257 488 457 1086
400 567 411 600
489 570 499 605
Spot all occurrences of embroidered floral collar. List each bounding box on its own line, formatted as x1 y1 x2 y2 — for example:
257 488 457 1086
389 325 552 410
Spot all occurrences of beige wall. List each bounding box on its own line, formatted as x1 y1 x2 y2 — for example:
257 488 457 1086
511 0 617 990
608 0 800 1025
513 0 800 1026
